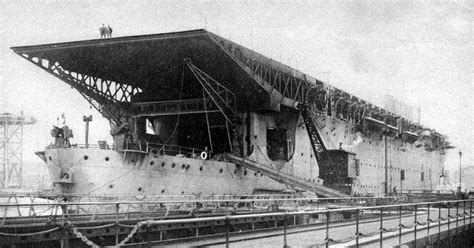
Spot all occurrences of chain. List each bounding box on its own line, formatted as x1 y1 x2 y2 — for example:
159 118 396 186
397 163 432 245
71 226 100 248
64 220 149 247
117 221 148 246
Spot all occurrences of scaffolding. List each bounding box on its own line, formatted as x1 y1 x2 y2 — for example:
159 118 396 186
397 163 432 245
0 112 36 188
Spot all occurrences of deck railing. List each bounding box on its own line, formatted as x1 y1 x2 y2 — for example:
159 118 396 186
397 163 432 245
47 141 206 158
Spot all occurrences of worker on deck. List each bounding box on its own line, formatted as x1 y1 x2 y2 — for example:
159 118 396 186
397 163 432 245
107 25 113 38
99 24 106 38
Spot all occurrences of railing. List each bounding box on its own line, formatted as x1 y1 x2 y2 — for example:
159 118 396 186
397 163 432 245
147 143 205 157
0 194 408 220
132 98 218 116
399 189 457 195
47 143 110 149
0 197 470 247
123 199 473 247
47 141 207 158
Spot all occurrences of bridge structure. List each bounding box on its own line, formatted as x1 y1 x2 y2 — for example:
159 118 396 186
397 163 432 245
0 112 36 188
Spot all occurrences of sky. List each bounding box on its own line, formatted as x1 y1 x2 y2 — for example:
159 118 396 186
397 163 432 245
0 1 472 178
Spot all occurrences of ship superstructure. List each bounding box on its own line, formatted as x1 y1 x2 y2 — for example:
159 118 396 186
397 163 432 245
11 29 451 198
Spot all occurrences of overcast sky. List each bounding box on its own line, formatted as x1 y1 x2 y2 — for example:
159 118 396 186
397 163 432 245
0 1 472 175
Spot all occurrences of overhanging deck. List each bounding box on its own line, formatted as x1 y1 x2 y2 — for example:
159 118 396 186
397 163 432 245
11 29 449 145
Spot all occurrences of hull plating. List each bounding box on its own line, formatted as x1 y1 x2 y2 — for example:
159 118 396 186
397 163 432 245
44 148 287 197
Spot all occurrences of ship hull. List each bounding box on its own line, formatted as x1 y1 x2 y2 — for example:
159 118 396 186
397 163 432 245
44 147 287 197
316 114 447 195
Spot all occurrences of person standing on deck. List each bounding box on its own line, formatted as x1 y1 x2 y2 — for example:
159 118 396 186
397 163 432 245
99 24 106 38
107 25 113 38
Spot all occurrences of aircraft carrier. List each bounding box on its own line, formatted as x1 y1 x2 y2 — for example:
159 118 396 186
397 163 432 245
3 29 470 248
10 29 452 199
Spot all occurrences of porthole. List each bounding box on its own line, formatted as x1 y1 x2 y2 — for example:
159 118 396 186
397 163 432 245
244 170 248 176
161 189 165 193
254 172 257 176
161 162 165 167
219 168 223 173
84 155 89 160
150 161 154 165
48 156 52 161
182 164 186 169
109 185 113 189
171 163 176 168
105 157 109 161
199 167 203 171
138 187 142 192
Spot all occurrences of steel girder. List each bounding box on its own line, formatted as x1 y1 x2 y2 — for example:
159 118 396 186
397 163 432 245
18 54 141 126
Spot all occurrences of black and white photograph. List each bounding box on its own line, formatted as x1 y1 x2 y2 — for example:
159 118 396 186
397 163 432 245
0 0 472 247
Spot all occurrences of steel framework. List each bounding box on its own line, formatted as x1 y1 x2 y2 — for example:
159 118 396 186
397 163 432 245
0 113 36 188
19 55 141 126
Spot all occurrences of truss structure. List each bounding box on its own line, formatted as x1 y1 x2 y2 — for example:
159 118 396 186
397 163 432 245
0 113 36 188
208 34 450 150
19 55 141 126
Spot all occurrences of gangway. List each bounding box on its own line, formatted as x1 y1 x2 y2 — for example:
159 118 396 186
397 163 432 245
224 153 347 197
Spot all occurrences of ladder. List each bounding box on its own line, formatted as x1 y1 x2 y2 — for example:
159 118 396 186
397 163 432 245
225 153 347 197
